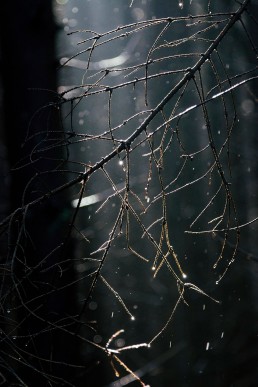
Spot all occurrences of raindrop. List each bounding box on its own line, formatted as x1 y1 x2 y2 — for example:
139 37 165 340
206 342 210 350
89 301 98 310
179 1 183 9
116 338 125 347
68 18 78 28
241 99 255 115
131 8 145 21
93 335 102 344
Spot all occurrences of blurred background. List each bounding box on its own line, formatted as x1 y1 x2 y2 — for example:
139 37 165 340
0 1 258 386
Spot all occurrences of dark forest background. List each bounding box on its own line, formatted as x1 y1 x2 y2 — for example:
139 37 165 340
0 1 258 386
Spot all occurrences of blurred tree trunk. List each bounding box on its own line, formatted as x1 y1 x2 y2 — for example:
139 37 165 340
0 1 78 384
